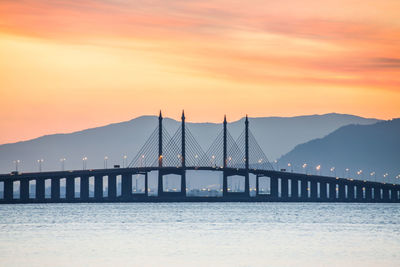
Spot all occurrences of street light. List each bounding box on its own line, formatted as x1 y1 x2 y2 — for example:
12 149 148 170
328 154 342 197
274 160 278 171
302 163 308 174
345 168 350 178
288 163 293 173
60 158 66 171
357 170 363 180
82 157 88 170
330 167 336 177
104 156 108 169
316 165 321 175
13 160 21 172
370 171 376 182
123 155 127 168
37 159 44 172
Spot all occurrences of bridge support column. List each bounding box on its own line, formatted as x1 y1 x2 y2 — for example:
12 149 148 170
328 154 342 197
94 175 103 200
4 180 13 201
144 172 149 197
348 183 355 201
180 171 186 197
51 177 60 201
80 176 89 201
222 172 228 197
301 179 308 200
36 178 45 202
108 174 117 200
255 175 260 197
338 182 346 201
281 178 288 200
383 186 390 202
20 179 29 201
320 181 327 200
270 176 278 199
122 173 132 199
329 182 336 201
290 178 299 199
157 172 163 197
310 180 318 201
365 185 372 202
66 177 75 201
374 185 382 202
356 184 363 202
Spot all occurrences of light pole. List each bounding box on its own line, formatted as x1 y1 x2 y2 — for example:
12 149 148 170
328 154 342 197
82 157 88 170
274 160 278 171
370 171 376 182
141 155 145 167
302 163 308 174
13 160 20 172
357 170 363 180
330 167 336 177
37 159 44 172
345 168 350 178
60 158 66 171
104 156 108 169
288 163 293 173
316 165 321 175
212 155 215 168
123 155 127 168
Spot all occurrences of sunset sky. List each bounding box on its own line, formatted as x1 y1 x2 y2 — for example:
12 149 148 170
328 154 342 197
0 0 399 144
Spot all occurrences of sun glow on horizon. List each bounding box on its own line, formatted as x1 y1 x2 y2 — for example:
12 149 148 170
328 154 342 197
0 0 399 144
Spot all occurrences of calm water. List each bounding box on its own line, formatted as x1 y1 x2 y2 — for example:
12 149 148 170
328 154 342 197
1 203 400 266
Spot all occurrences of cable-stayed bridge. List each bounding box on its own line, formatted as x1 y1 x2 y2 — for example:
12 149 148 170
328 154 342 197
0 111 399 203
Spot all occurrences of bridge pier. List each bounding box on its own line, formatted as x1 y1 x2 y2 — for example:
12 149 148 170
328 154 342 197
4 179 13 201
291 178 299 199
80 176 89 201
36 178 45 202
281 177 288 200
329 182 336 201
51 177 60 201
338 181 346 202
355 183 363 201
348 183 355 201
310 180 318 201
20 179 29 201
94 175 103 200
320 181 327 200
108 174 117 200
66 176 75 201
121 173 132 199
300 178 308 200
365 185 372 202
144 172 149 196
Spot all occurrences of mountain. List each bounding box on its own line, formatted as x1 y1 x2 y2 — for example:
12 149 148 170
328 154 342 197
0 113 379 174
278 119 400 182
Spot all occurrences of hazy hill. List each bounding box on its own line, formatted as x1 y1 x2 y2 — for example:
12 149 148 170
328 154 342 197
0 113 378 174
278 119 400 181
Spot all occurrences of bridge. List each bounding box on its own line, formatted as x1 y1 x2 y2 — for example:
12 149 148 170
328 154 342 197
0 111 399 203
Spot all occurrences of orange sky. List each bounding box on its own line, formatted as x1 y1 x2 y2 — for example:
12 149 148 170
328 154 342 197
0 0 399 144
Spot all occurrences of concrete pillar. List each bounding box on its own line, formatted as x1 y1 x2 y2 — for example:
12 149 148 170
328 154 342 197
338 182 346 201
255 175 260 196
301 179 308 200
291 179 299 199
66 177 75 201
80 176 89 201
20 179 30 201
270 176 278 199
94 175 103 200
181 171 186 197
158 172 163 197
383 186 390 202
356 184 363 201
374 185 382 201
36 178 45 201
51 177 60 201
348 183 355 200
144 172 149 197
281 178 288 200
329 182 336 201
365 185 372 201
320 181 327 200
4 180 13 201
121 173 132 199
108 174 117 200
310 180 318 201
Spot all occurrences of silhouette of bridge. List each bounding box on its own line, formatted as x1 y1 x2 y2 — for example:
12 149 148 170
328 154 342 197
0 111 399 203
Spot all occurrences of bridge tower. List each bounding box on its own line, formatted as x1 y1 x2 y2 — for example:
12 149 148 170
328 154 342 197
244 115 250 197
157 111 163 196
223 115 228 195
180 110 186 196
